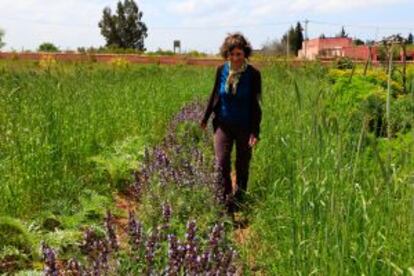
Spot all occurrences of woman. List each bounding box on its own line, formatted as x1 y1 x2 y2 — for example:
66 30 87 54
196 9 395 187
199 32 262 214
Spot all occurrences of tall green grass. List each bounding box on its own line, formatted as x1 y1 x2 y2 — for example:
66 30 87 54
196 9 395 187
0 61 213 218
243 63 414 274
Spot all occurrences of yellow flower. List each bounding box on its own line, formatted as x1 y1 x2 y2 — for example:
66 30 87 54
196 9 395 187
39 54 57 70
110 57 130 69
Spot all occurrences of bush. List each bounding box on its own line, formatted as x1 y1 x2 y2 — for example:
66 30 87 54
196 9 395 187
145 48 175 56
109 57 131 69
77 46 143 54
88 136 146 191
0 217 33 255
328 69 412 137
360 91 387 136
390 94 414 134
366 70 403 94
38 42 60 53
184 50 208 58
38 55 57 70
335 57 354 70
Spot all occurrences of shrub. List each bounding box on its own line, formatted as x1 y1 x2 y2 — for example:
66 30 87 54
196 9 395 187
390 94 414 134
38 55 57 70
335 57 354 70
38 42 60 53
88 136 145 191
0 217 33 255
109 57 131 69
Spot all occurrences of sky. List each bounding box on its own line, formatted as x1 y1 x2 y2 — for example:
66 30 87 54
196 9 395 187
0 0 413 54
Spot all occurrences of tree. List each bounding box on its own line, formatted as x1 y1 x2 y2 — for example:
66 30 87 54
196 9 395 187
407 33 413 44
98 0 148 50
261 38 285 55
281 26 295 56
38 42 60 52
280 22 304 56
294 22 304 54
319 33 326 39
354 38 365 46
336 26 348 38
0 28 5 49
99 8 120 48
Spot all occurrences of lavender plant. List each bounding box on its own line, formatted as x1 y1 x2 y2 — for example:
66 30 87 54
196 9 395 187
184 219 200 274
41 216 238 275
39 102 239 275
164 234 181 274
128 210 144 253
41 241 59 276
66 258 83 275
144 228 159 274
104 210 119 252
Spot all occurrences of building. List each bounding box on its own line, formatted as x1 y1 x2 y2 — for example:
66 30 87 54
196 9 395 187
342 46 378 61
298 37 379 61
401 48 414 60
298 37 352 60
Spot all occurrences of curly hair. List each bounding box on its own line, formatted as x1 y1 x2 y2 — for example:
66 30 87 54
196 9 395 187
219 32 253 59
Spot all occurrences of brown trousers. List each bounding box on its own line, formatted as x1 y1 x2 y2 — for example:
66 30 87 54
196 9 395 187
213 121 252 205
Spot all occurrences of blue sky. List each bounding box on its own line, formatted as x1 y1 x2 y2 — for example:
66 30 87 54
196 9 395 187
0 0 413 53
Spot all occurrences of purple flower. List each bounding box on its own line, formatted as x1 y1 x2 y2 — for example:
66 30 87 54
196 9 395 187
184 219 201 273
162 202 172 224
145 228 159 274
41 242 59 276
165 234 181 274
66 258 82 275
128 210 143 253
104 210 119 251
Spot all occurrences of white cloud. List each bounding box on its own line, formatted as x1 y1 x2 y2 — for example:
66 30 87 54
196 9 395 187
167 0 409 23
169 0 197 14
1 0 106 26
167 0 229 16
288 0 406 13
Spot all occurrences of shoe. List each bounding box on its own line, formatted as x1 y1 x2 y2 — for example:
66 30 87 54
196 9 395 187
227 198 243 213
233 190 246 207
226 200 236 214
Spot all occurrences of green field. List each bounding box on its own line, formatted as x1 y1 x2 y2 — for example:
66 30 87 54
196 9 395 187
0 59 413 274
0 61 213 217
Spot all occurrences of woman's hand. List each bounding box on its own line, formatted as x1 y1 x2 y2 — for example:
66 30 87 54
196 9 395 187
248 134 258 148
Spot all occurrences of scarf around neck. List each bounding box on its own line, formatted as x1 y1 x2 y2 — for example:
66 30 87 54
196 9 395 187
225 59 248 95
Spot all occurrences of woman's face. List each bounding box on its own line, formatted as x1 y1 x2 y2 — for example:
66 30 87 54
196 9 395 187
228 47 245 68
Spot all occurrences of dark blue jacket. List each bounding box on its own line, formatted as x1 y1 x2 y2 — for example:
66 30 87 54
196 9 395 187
201 63 262 139
217 62 252 129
